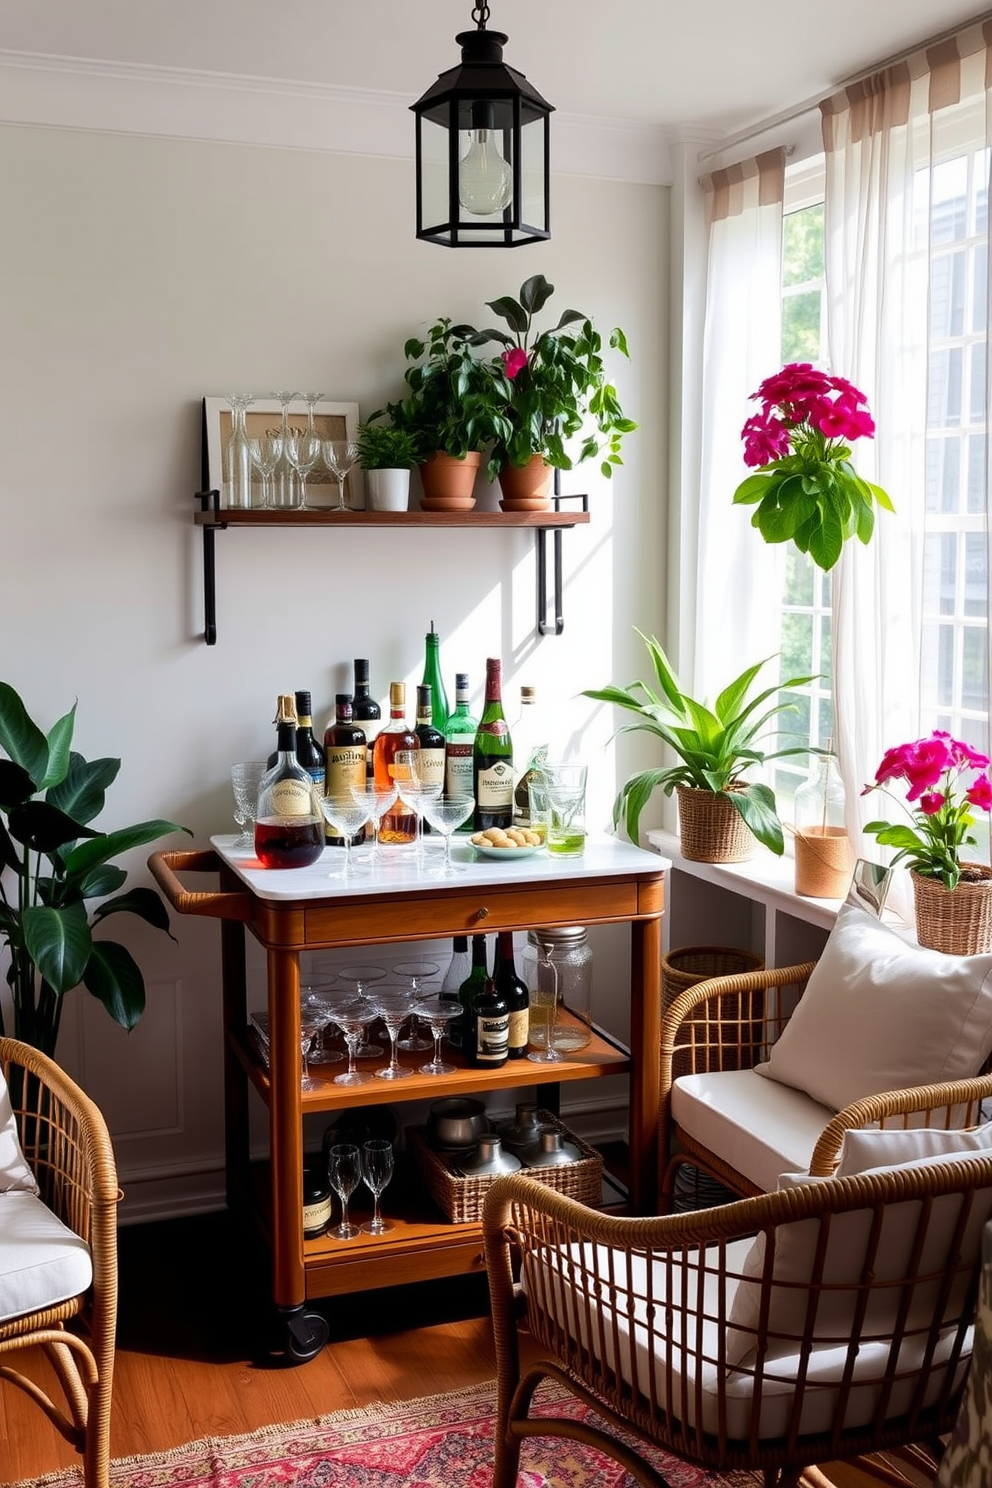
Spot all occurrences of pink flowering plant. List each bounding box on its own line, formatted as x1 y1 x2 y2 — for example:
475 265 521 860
472 274 636 482
732 361 894 572
862 731 992 890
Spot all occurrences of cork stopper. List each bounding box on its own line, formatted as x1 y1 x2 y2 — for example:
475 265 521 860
273 693 297 726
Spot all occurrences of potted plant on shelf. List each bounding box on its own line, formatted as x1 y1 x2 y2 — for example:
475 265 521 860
732 361 894 571
583 631 818 861
380 317 510 511
473 274 637 511
356 417 419 512
0 681 190 1057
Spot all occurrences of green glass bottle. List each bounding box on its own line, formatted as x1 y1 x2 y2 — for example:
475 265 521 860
421 622 450 730
452 932 489 1051
444 672 480 828
473 657 514 832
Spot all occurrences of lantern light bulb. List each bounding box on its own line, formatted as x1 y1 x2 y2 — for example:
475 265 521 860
458 129 513 216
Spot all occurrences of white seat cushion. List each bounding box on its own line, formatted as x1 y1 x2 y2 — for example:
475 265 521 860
0 1190 92 1324
672 1067 835 1192
0 1071 37 1195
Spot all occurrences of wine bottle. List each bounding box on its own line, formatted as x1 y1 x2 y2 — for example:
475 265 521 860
353 658 381 786
473 658 514 832
494 930 529 1059
372 681 419 845
323 694 367 846
255 708 323 869
453 932 489 1051
294 691 326 792
421 621 450 730
468 976 509 1069
511 684 549 825
441 935 472 1006
444 673 479 826
266 693 298 767
414 684 446 789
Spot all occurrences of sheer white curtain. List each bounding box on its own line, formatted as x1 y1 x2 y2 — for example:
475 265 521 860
694 149 786 700
821 24 992 893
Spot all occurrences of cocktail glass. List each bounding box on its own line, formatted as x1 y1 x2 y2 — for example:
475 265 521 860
369 988 417 1080
336 964 387 1059
321 1000 375 1086
320 796 372 879
392 959 440 1052
416 997 461 1075
350 781 398 868
419 795 475 875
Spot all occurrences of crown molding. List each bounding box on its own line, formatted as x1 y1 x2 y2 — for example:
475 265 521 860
0 50 673 185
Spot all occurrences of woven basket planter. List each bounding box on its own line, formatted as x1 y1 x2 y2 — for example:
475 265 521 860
661 945 765 1009
675 785 755 863
911 864 992 956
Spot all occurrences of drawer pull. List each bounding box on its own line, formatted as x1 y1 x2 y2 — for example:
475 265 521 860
475 906 490 921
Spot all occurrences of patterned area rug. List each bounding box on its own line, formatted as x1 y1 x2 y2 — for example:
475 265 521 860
13 1378 765 1488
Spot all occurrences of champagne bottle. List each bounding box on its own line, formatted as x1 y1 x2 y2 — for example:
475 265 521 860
454 932 489 1051
255 708 324 869
468 976 509 1069
494 930 529 1059
421 621 450 730
444 673 479 827
266 693 298 767
353 658 381 785
372 681 419 845
473 658 514 832
511 684 549 825
323 694 367 846
414 685 446 789
294 691 326 792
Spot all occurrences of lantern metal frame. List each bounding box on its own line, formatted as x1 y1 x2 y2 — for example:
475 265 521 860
411 3 553 248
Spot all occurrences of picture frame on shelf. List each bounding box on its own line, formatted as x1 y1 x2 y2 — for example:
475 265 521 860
201 396 362 510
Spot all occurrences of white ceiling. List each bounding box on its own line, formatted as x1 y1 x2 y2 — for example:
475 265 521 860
0 0 986 144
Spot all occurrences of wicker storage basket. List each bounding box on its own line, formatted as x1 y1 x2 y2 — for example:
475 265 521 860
408 1112 603 1223
911 864 992 955
675 784 755 863
661 945 765 1009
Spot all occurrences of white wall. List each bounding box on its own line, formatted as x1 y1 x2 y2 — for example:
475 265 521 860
0 121 669 1218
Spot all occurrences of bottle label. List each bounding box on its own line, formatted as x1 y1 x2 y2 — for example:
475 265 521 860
477 761 513 809
302 1193 331 1234
475 1013 509 1061
271 779 313 817
446 746 474 796
327 748 366 793
417 747 446 786
507 1006 529 1051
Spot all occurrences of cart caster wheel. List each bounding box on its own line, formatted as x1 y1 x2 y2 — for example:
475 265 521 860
281 1306 329 1363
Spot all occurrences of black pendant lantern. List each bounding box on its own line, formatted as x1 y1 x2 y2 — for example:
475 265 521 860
411 3 553 248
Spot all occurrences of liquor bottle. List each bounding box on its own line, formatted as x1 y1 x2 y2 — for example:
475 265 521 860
511 684 550 825
444 673 479 826
353 658 381 785
473 658 514 832
294 691 326 792
440 935 472 1006
453 932 489 1051
468 976 509 1070
421 621 450 730
494 930 529 1059
372 681 419 845
266 693 298 767
255 708 324 869
414 685 446 788
323 694 367 846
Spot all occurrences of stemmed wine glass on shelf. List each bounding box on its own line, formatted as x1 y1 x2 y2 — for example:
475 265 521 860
360 1139 394 1235
322 439 361 513
326 1143 362 1240
248 432 282 510
286 428 323 512
270 390 300 508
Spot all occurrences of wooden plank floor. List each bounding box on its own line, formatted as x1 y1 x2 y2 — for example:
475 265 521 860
1 1210 934 1487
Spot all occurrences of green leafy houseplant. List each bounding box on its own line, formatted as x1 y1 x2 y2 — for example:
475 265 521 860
583 632 818 854
0 682 190 1055
355 418 419 471
732 362 893 572
381 317 509 461
473 274 637 482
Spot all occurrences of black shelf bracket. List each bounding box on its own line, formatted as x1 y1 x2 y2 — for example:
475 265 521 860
536 488 588 637
197 489 224 646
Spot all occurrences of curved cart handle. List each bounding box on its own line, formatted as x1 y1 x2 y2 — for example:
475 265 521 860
148 849 252 921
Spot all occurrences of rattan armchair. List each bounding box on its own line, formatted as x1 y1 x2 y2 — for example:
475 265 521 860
483 1155 992 1488
659 961 992 1202
0 1037 120 1488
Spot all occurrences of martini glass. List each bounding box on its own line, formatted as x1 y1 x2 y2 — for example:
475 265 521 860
393 959 440 1052
322 439 361 513
420 795 475 875
322 1000 375 1086
394 750 442 864
351 781 398 868
301 984 345 1065
369 988 417 1080
299 998 333 1091
336 964 387 1059
320 796 372 879
416 997 461 1075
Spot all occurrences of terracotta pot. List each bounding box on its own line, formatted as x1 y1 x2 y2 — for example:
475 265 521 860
418 451 481 510
911 864 992 955
497 455 554 511
675 785 755 863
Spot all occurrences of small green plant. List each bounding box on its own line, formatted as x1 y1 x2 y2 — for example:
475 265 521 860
356 418 420 471
0 682 190 1055
583 632 818 854
381 317 509 461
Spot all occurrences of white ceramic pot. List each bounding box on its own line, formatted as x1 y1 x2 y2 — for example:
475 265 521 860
367 468 411 511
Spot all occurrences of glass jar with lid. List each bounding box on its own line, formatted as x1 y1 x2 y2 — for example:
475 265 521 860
521 926 592 1052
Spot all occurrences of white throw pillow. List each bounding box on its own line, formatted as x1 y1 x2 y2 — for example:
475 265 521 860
755 903 992 1112
0 1069 37 1194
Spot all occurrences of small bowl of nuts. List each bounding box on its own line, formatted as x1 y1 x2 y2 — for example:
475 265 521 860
471 825 546 859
